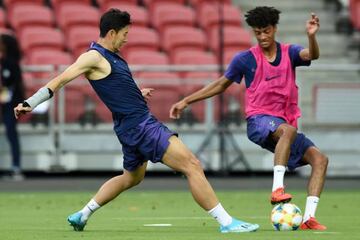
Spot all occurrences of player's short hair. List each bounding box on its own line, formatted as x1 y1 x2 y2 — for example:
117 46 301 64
245 6 281 28
99 8 132 37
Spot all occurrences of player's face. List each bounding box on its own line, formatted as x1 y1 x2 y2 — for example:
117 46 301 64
253 25 277 49
112 26 129 51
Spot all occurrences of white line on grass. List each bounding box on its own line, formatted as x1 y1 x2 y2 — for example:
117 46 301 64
113 216 268 220
143 224 172 227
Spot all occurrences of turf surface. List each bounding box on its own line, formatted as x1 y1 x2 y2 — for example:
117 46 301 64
0 190 359 240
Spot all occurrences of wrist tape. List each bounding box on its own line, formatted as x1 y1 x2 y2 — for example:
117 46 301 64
24 87 53 109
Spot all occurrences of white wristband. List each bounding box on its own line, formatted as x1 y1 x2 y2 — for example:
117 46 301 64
25 87 53 109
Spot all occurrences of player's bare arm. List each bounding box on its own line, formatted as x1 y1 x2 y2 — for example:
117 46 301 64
170 76 232 119
14 50 102 119
300 13 320 61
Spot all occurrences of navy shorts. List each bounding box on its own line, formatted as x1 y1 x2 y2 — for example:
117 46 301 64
116 115 177 171
247 115 315 171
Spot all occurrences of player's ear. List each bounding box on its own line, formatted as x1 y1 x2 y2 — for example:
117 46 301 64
108 29 117 38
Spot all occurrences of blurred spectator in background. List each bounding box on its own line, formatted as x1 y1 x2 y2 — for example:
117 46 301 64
0 33 25 181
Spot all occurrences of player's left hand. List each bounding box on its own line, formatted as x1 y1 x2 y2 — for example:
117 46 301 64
306 13 320 36
141 88 154 101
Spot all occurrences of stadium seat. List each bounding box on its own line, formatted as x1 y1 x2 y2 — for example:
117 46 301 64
162 26 207 59
143 0 186 14
97 0 138 6
151 3 196 35
172 50 219 123
3 0 43 6
100 4 149 27
143 0 186 5
27 49 73 66
26 49 73 79
9 5 54 34
64 85 86 123
19 26 65 54
140 82 182 122
172 50 217 65
172 50 217 78
50 0 92 11
350 0 360 30
223 48 240 64
222 81 246 124
198 3 242 36
209 26 252 56
127 50 169 65
126 50 170 79
137 72 180 82
56 4 100 32
188 0 231 9
66 26 99 58
121 26 160 57
178 83 220 123
3 0 43 15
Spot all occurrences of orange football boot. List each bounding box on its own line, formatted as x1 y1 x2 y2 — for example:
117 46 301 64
300 217 327 230
270 187 292 205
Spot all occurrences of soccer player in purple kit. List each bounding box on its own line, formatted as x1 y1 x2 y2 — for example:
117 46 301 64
14 9 259 233
170 6 328 230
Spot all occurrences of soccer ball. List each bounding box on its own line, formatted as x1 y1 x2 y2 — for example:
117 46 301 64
271 203 303 231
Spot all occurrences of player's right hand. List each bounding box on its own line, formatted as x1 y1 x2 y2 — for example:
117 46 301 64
14 103 32 119
169 100 188 119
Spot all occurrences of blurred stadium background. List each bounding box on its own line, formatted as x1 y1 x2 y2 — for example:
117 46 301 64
0 0 359 178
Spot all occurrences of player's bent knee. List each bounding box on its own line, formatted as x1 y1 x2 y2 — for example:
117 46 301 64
126 178 143 188
312 153 329 170
284 125 297 140
122 174 145 189
182 155 203 174
320 154 329 169
277 124 297 142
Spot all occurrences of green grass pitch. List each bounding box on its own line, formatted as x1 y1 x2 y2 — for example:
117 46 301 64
0 190 359 240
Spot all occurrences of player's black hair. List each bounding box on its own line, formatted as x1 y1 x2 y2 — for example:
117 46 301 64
99 8 132 37
0 33 22 62
245 6 281 28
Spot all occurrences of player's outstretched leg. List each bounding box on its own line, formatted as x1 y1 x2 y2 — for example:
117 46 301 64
67 163 147 231
67 212 87 231
162 136 259 233
220 218 259 233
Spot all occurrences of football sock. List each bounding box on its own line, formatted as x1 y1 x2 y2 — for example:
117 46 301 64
303 196 319 222
80 199 101 221
272 165 286 191
208 203 233 226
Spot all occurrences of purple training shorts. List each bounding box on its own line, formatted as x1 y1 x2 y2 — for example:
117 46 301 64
247 114 315 171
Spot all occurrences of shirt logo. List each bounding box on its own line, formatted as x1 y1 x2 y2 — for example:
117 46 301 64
269 120 275 127
265 74 281 81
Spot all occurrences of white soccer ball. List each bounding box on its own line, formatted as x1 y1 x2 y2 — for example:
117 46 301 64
271 203 303 231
